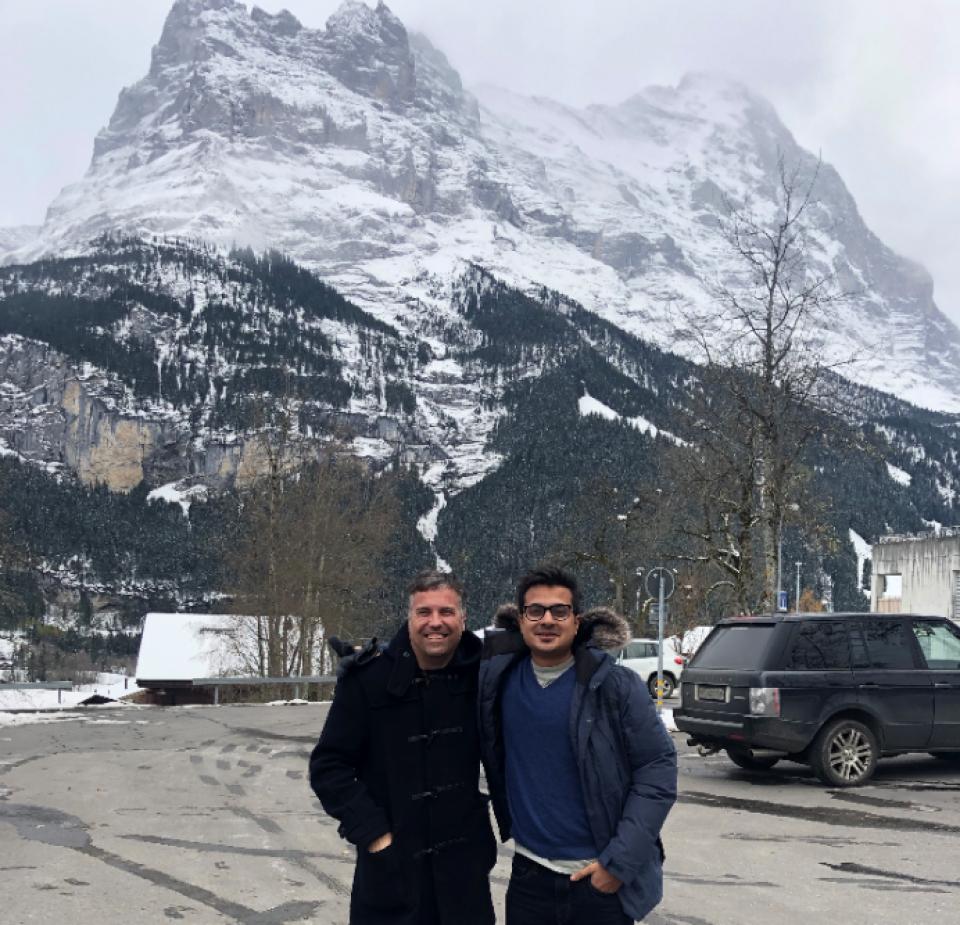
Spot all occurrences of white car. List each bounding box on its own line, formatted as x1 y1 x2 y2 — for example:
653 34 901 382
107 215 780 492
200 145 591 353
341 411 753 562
617 638 686 698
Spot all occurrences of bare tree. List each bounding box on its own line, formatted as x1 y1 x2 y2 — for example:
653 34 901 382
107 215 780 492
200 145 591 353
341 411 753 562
675 155 850 612
225 447 400 677
0 494 33 641
555 478 670 629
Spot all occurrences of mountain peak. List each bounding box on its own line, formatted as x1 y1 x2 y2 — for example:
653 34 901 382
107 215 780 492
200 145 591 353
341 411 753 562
322 1 414 108
250 5 302 36
11 1 960 412
325 1 406 45
153 0 244 70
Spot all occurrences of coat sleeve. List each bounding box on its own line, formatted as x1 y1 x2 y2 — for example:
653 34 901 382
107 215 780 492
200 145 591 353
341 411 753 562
477 657 511 841
596 670 677 884
309 670 391 850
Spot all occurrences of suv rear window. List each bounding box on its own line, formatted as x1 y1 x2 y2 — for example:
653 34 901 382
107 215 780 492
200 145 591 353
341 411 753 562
691 624 776 669
785 621 850 670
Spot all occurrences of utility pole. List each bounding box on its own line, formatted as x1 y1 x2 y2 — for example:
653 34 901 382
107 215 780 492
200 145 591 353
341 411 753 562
795 561 802 613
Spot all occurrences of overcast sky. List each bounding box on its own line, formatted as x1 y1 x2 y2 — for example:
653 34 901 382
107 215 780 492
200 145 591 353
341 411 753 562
3 0 959 325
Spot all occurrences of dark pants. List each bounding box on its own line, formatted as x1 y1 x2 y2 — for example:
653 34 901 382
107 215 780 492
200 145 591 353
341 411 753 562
505 855 633 925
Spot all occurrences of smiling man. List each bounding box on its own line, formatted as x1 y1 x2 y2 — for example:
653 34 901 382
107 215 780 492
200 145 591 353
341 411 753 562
310 570 496 925
478 565 677 924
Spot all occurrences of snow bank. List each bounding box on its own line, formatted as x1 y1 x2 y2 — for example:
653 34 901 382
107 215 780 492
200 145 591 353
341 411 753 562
886 463 912 486
0 673 140 713
0 711 86 728
659 707 677 732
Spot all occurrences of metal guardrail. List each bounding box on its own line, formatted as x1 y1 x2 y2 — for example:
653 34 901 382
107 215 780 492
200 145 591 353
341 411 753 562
192 675 336 705
1 681 73 704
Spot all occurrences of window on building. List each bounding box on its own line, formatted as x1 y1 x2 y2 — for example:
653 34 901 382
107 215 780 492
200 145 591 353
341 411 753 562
880 574 903 599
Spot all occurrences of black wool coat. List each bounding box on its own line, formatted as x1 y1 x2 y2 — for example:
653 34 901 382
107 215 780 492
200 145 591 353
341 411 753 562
309 624 496 925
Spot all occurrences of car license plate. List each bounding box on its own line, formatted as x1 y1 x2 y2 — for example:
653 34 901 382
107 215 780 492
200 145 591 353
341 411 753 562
696 685 728 703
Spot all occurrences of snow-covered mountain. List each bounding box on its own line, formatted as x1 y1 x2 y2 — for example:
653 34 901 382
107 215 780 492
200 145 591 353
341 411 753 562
0 237 522 496
0 226 39 253
5 0 960 412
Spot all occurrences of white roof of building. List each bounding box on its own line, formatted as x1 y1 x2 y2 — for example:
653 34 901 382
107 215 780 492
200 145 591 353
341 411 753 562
135 612 252 682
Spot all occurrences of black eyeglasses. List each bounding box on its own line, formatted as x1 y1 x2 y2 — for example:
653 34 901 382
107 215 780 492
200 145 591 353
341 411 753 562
522 603 574 621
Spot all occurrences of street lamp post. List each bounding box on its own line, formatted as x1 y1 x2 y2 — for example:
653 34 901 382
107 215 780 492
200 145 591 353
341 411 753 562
795 561 802 613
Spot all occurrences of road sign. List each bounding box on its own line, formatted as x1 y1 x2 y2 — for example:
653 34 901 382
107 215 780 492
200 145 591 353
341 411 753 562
777 590 788 612
647 603 669 626
645 567 675 601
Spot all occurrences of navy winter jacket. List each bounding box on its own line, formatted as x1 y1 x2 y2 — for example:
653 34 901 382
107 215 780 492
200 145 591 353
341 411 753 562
478 612 677 922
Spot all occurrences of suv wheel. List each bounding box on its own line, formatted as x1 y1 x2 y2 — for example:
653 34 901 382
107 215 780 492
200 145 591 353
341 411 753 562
647 673 675 699
726 748 780 771
811 718 878 786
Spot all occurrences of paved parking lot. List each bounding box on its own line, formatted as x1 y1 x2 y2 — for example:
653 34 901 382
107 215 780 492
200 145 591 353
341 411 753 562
1 703 958 924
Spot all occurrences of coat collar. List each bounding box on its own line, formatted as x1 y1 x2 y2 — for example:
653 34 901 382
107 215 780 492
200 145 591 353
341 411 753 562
481 627 612 688
385 622 481 697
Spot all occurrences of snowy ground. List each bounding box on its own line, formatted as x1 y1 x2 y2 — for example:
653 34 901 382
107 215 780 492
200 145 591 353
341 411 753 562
2 703 957 925
0 688 677 736
0 673 141 724
659 706 676 732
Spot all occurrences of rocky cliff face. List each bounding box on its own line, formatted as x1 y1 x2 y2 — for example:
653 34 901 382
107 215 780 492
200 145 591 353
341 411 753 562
0 240 516 494
0 334 282 491
4 0 960 413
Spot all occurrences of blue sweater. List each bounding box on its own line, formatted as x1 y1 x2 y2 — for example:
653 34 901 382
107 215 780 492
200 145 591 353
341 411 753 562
502 658 596 859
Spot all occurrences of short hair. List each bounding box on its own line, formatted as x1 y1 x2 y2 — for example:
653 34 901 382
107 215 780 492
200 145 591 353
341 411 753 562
407 569 465 608
516 565 581 614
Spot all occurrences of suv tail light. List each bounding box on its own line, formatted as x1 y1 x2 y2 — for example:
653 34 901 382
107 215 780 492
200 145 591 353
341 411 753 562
749 687 781 717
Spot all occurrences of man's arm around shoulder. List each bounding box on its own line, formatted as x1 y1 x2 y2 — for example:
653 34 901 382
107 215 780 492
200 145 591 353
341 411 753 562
309 668 391 851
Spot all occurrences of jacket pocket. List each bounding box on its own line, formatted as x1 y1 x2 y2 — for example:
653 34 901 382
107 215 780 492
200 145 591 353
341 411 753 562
355 843 411 911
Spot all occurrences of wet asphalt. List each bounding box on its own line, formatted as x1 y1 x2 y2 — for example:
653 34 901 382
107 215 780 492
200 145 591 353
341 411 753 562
0 703 957 924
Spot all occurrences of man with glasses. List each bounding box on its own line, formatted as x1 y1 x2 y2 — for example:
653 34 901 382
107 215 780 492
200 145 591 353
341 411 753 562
478 565 676 924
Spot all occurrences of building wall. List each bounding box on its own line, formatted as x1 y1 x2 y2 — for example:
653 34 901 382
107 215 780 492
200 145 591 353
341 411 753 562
871 536 960 617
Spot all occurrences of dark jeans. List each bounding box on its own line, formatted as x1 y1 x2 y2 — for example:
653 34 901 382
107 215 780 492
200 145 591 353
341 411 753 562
505 854 633 925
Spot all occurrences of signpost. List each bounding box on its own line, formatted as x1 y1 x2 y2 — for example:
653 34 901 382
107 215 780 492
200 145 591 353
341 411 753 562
647 603 669 627
777 590 789 613
645 567 675 713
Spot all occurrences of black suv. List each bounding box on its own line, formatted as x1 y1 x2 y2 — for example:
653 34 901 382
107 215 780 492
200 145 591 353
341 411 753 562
674 613 960 786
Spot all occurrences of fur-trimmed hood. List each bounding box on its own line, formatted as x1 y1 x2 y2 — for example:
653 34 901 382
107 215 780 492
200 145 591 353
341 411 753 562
491 603 630 651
